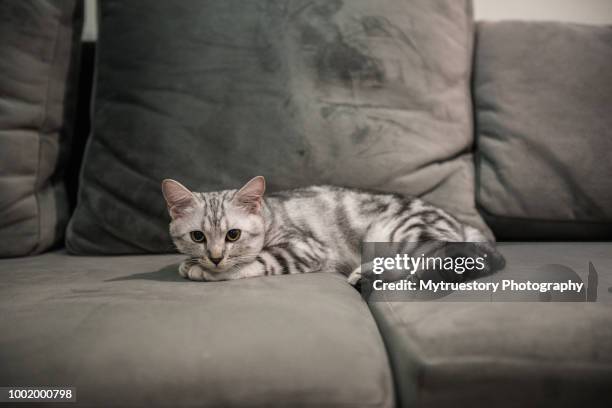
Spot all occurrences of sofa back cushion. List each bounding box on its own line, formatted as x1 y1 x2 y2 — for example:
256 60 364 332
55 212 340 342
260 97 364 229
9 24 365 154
0 0 83 257
474 21 612 240
66 0 490 254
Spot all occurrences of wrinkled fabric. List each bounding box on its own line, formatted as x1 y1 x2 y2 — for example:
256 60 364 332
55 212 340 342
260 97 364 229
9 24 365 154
0 252 394 408
0 0 82 257
67 0 490 254
370 242 612 408
474 22 612 239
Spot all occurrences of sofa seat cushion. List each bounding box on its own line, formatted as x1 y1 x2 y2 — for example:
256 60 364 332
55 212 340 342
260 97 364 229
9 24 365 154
369 243 612 408
0 252 394 408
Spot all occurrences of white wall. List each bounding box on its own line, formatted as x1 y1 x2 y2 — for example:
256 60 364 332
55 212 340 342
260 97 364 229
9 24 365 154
82 0 97 41
82 0 612 41
474 0 612 24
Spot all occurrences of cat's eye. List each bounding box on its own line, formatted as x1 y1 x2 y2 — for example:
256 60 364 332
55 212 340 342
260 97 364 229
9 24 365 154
226 229 241 242
190 230 206 243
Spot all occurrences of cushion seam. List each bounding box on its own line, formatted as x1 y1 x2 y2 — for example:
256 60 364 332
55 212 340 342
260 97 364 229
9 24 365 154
31 5 62 255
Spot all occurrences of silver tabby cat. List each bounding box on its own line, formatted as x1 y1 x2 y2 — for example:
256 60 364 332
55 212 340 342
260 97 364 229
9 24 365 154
162 176 504 285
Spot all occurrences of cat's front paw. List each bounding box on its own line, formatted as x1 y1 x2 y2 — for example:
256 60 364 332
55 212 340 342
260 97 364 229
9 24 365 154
178 260 191 278
179 260 205 281
347 267 362 286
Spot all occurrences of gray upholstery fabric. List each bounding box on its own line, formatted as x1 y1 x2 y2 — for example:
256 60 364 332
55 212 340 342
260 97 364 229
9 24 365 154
369 243 612 408
0 1 83 257
0 252 394 408
66 0 491 254
474 22 612 240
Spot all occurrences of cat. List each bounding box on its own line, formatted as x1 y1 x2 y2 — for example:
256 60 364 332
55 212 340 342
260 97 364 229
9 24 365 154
162 176 505 285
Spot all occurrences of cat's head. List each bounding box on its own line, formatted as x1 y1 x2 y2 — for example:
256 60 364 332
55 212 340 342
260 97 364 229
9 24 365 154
162 177 266 274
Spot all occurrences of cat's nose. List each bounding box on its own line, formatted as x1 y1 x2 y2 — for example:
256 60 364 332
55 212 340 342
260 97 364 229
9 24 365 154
209 256 223 266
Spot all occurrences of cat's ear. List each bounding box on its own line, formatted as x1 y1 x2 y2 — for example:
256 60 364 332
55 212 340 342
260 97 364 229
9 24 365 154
233 176 266 214
162 179 196 220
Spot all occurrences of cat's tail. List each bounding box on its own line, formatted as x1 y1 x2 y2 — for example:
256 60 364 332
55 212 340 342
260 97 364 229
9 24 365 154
462 225 506 273
463 225 491 242
472 241 506 276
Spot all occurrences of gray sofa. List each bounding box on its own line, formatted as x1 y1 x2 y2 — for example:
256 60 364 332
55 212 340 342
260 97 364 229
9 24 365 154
1 1 611 407
1 244 611 407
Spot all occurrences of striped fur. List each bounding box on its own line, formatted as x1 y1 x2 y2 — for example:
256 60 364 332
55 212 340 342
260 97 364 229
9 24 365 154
163 178 503 284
